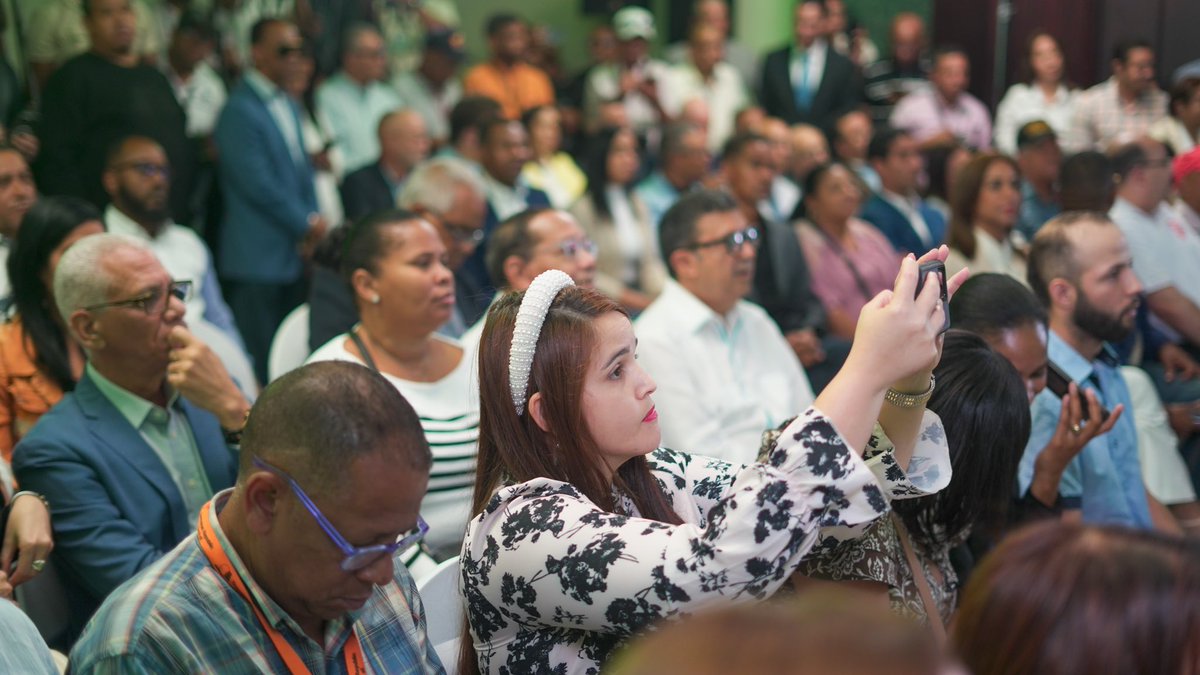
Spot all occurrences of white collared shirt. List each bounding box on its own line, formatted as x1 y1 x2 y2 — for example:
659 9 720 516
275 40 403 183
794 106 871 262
790 39 828 98
482 173 532 222
635 279 814 464
993 82 1075 155
879 188 934 246
660 61 749 152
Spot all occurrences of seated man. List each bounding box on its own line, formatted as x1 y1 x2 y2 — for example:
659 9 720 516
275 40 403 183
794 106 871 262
860 127 947 255
1022 213 1180 531
890 46 991 151
340 109 431 223
13 234 247 637
69 361 442 672
636 189 814 464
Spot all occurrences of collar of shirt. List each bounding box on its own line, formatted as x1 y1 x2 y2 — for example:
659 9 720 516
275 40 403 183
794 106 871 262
87 362 180 430
204 490 360 640
244 68 286 103
482 172 530 219
879 188 924 216
105 203 168 243
1048 329 1119 383
653 278 743 336
791 38 828 62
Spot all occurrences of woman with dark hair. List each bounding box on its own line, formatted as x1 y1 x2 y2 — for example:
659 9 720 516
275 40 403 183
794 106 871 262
0 196 103 596
793 331 1031 631
305 209 476 563
0 196 105 462
1149 77 1200 155
461 237 962 674
796 162 901 339
944 153 1025 282
953 520 1200 675
520 105 586 209
570 125 665 312
993 32 1076 154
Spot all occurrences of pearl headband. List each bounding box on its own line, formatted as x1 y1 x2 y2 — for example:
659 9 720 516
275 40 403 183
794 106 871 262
509 270 575 415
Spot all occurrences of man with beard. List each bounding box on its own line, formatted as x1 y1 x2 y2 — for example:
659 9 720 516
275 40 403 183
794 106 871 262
1022 212 1181 531
0 147 37 310
103 136 255 393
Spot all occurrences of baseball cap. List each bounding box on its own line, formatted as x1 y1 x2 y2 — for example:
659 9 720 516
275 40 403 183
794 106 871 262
1016 120 1057 150
613 6 656 41
425 29 466 62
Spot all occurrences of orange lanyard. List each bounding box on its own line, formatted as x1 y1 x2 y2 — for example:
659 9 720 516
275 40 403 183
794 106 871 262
197 501 368 675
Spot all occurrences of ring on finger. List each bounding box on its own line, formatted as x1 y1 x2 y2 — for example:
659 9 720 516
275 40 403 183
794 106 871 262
1070 423 1082 435
31 559 46 573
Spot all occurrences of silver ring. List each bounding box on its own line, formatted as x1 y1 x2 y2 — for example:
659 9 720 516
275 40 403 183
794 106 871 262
1071 423 1082 435
31 559 46 573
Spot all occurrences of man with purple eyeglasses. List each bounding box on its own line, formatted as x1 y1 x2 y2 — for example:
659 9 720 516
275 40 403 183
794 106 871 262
70 361 444 673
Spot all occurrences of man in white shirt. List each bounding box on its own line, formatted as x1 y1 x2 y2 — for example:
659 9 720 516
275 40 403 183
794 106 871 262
316 24 403 173
1109 138 1200 350
164 14 226 141
661 24 748 154
636 189 813 463
663 0 759 88
102 135 255 393
392 29 465 146
0 148 37 312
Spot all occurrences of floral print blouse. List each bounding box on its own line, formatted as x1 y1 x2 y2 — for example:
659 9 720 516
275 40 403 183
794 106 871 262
461 408 950 675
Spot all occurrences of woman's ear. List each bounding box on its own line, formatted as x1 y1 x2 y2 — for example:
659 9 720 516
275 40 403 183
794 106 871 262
350 267 378 306
527 391 551 434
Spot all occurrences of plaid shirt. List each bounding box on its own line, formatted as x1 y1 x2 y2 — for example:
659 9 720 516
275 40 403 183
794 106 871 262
69 491 446 674
1063 77 1168 152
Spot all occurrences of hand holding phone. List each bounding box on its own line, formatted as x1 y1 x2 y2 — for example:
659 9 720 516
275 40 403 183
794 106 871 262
1045 361 1110 424
913 260 950 334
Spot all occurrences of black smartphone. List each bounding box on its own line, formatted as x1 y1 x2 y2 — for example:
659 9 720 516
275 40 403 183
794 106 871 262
1045 361 1110 424
914 260 950 333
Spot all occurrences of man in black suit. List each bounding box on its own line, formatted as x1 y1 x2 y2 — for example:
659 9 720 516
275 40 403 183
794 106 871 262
339 109 430 222
759 0 861 138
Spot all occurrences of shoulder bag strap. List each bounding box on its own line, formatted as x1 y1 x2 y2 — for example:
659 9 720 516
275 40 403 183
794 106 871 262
891 512 947 645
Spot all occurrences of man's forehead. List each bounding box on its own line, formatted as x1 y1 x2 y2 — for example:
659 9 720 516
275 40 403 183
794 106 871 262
696 209 743 236
0 151 28 175
532 211 581 242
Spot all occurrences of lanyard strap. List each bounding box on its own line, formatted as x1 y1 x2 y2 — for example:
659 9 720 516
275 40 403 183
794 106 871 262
891 512 947 646
197 502 368 675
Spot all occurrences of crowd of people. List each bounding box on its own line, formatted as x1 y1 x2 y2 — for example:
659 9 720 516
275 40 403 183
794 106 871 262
1 0 1200 673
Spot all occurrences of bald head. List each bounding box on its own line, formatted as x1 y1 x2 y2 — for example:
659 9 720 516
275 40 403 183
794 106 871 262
379 109 431 175
891 13 925 66
789 124 830 180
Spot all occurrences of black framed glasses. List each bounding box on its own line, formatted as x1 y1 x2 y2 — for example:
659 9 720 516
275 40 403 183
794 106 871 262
688 226 760 254
253 457 429 572
82 279 193 315
557 238 598 258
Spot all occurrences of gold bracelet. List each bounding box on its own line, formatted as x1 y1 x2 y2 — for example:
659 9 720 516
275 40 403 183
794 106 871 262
884 375 936 409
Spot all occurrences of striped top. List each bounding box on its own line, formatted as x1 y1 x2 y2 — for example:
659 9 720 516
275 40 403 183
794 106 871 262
69 491 444 674
308 332 479 558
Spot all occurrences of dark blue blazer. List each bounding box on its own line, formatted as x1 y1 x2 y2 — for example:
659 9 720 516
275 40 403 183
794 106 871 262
12 373 238 637
859 192 947 255
214 80 318 284
459 187 552 300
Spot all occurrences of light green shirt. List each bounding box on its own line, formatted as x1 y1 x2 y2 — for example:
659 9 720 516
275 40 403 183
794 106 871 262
87 364 213 524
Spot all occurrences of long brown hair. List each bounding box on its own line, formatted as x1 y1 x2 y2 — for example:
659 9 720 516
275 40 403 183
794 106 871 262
953 521 1200 675
461 285 682 675
947 153 1019 260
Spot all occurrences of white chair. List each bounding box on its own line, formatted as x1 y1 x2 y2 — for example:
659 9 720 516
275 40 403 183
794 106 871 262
267 303 311 383
416 556 462 673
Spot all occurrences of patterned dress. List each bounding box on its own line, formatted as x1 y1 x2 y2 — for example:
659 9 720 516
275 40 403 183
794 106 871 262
462 409 950 675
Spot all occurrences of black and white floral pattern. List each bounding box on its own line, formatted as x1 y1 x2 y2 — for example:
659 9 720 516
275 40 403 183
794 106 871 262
460 408 950 675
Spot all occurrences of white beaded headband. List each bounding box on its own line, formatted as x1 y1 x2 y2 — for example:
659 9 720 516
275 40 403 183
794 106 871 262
509 270 575 415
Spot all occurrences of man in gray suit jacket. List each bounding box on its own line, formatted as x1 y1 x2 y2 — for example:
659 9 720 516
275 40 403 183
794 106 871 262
214 18 328 383
13 235 249 639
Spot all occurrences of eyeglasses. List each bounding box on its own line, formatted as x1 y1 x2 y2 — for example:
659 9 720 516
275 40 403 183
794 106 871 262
445 221 485 245
557 238 598 258
82 279 193 315
688 226 760 254
252 457 429 572
113 162 171 179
